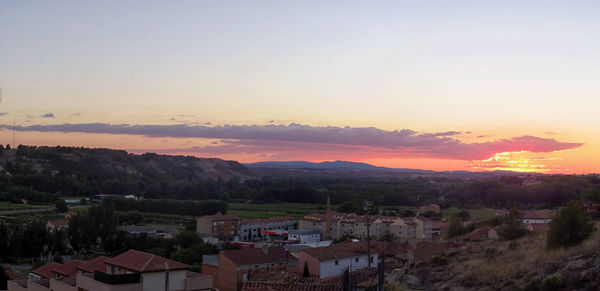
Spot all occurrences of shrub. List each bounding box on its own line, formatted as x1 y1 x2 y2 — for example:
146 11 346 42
430 255 448 266
508 241 519 251
541 274 565 291
547 201 596 249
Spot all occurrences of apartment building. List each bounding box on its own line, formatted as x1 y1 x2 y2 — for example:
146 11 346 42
239 216 298 241
202 246 297 291
299 212 433 240
196 214 241 242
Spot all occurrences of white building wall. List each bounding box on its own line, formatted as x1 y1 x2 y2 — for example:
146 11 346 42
289 233 320 244
141 270 186 291
523 218 551 224
318 254 378 279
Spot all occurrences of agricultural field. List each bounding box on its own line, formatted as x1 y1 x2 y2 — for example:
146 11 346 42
227 202 334 219
440 207 497 220
0 201 52 211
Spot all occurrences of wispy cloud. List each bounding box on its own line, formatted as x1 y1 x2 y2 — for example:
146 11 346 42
0 123 583 161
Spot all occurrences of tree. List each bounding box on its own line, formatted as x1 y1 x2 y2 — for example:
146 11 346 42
303 262 310 277
0 223 9 260
458 210 471 222
547 201 596 249
583 188 600 204
497 206 528 240
55 199 68 213
447 215 464 238
0 265 8 290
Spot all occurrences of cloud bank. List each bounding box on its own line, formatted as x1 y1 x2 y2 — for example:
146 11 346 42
0 123 582 161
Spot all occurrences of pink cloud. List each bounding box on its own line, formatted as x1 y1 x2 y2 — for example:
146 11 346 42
0 123 582 161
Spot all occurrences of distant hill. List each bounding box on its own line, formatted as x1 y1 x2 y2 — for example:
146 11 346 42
245 160 529 179
246 160 436 172
0 145 254 199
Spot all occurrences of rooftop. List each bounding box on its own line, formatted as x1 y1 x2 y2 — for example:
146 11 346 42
302 241 373 261
53 259 85 277
523 209 555 219
77 256 110 273
31 262 62 279
221 247 294 267
105 249 190 272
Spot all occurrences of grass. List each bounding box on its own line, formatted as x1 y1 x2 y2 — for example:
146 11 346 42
0 201 52 211
443 222 600 288
441 207 496 220
227 202 333 219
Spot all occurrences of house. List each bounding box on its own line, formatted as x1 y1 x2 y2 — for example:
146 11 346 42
239 216 298 241
457 227 499 241
196 214 241 242
522 209 554 224
29 262 62 280
46 220 69 232
288 229 321 244
202 246 295 291
10 250 213 291
297 241 379 279
418 204 440 215
51 260 85 278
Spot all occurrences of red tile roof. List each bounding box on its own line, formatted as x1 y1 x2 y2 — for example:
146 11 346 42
77 256 110 273
31 262 62 279
458 227 495 240
302 242 373 261
53 260 85 277
222 247 293 267
105 250 190 273
523 209 555 219
241 216 295 225
48 220 69 226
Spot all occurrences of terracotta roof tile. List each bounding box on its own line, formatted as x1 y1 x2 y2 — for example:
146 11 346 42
30 262 62 279
106 250 190 272
77 256 110 273
222 247 294 267
53 260 85 277
523 209 555 219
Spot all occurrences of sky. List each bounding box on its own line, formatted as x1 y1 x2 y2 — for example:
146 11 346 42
1 0 599 173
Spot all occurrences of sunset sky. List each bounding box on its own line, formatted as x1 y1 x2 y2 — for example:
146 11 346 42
1 1 599 173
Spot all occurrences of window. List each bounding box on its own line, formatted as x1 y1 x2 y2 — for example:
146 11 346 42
355 258 359 263
335 260 339 266
370 256 374 263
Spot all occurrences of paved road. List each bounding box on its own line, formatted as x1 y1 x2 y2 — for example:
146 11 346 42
0 205 91 216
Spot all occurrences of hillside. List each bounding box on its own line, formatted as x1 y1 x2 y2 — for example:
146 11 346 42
0 145 254 199
390 223 600 290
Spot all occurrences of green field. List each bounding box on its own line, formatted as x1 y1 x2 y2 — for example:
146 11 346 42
0 201 52 211
441 208 496 220
228 202 334 219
